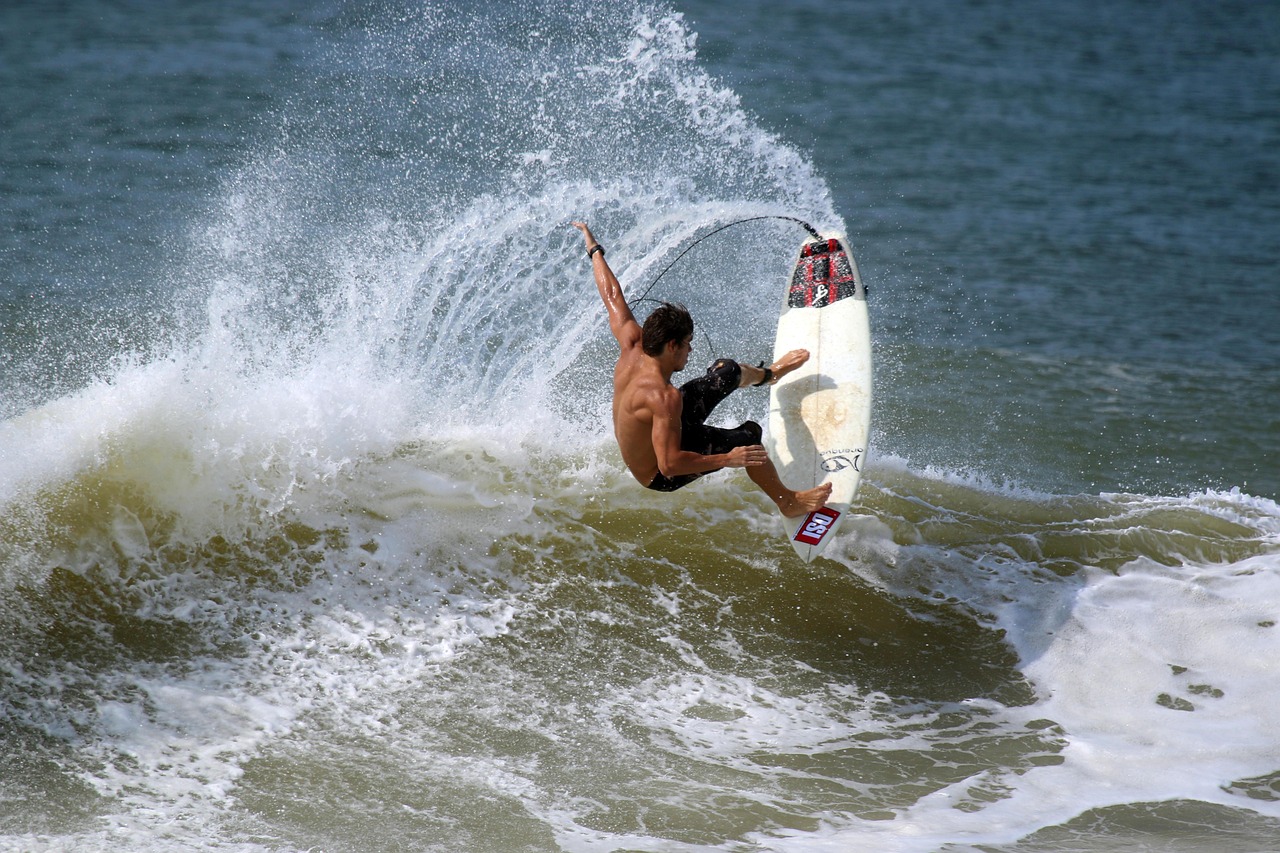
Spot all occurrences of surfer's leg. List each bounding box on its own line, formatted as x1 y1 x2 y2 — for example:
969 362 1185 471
705 418 831 515
689 421 829 516
745 460 833 518
738 349 811 388
679 357 830 515
677 359 741 427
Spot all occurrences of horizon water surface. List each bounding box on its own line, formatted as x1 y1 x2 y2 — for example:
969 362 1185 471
2 1 1279 851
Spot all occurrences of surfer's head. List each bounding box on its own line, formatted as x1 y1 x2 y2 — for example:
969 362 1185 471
642 302 694 358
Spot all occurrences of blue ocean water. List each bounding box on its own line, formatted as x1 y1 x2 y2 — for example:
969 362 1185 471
1 1 1278 851
686 0 1280 500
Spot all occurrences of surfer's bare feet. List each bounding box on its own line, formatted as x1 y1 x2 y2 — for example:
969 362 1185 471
771 349 809 380
777 482 833 518
741 349 810 387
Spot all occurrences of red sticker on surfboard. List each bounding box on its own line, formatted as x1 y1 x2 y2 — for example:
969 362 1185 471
794 507 840 547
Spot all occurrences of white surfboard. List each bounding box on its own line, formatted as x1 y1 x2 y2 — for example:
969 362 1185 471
766 234 872 562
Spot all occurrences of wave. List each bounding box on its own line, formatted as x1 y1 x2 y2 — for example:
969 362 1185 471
2 2 1279 850
3 420 1278 849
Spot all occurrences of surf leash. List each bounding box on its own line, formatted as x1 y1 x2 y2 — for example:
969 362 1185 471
627 215 821 310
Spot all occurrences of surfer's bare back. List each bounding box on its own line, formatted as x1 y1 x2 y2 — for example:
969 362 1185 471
572 221 832 517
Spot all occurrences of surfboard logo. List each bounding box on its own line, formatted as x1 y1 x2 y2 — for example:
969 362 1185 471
794 507 840 547
820 449 864 473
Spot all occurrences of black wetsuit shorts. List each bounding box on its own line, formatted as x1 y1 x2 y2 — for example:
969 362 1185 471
647 358 763 493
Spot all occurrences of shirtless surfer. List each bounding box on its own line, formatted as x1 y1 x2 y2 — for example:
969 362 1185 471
573 221 832 517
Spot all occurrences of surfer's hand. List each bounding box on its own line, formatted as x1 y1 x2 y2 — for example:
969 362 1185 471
725 445 769 468
571 221 596 246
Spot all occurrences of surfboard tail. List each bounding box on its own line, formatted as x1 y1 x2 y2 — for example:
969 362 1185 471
786 505 844 563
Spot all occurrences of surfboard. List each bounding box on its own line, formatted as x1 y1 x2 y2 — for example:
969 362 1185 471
765 234 872 562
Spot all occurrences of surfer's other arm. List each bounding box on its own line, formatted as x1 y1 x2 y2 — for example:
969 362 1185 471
649 385 768 477
572 221 639 349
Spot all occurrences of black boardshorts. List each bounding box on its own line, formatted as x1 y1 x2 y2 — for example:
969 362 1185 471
647 358 763 493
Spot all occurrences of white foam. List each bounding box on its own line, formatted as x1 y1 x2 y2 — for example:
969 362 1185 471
1026 555 1280 793
758 509 1280 851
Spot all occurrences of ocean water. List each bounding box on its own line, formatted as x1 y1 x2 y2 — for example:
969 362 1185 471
1 0 1278 850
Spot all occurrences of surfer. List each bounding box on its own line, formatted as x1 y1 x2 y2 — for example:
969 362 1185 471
573 221 832 517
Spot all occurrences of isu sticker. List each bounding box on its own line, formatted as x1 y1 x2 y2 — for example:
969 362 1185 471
794 507 840 547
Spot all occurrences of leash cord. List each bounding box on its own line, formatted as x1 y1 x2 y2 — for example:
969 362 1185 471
627 215 820 308
626 215 821 358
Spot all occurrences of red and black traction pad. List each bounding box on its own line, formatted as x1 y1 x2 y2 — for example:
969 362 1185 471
788 239 858 309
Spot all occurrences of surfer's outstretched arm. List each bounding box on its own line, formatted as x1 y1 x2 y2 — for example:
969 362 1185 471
573 221 640 349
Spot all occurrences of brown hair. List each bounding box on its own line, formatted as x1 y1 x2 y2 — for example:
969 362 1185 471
641 302 694 356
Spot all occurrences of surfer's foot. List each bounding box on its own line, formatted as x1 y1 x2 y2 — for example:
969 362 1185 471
776 482 833 518
741 349 810 388
769 349 810 382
